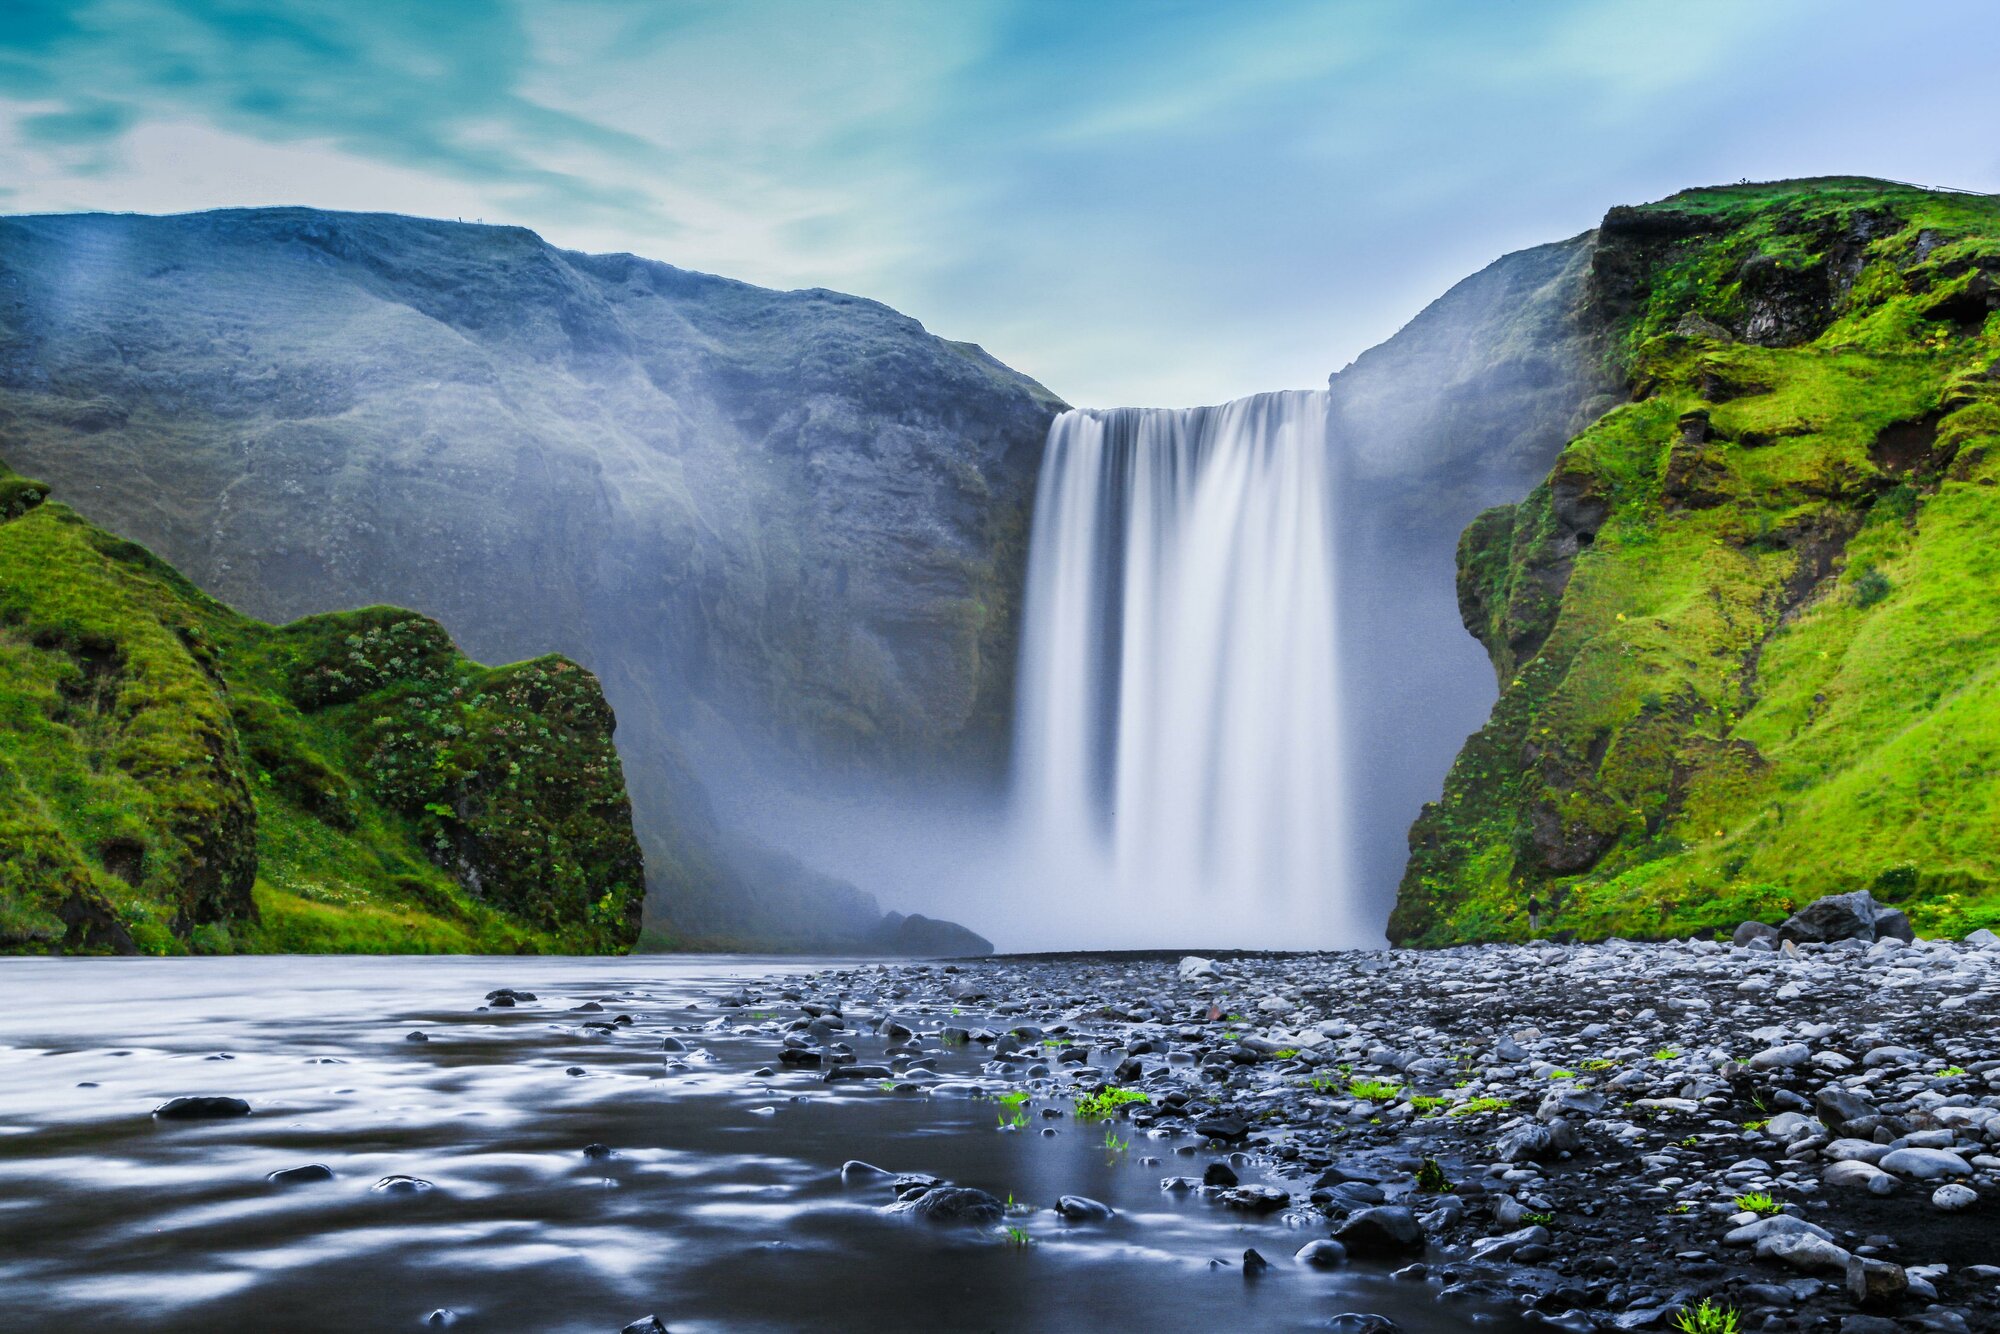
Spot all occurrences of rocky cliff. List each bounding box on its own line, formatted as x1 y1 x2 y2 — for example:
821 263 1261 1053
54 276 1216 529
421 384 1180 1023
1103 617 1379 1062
1394 178 2000 944
0 457 643 954
0 208 1061 949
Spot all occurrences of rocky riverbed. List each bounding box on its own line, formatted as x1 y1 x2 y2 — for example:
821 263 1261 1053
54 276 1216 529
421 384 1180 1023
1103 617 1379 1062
4 911 1996 1332
764 915 1999 1332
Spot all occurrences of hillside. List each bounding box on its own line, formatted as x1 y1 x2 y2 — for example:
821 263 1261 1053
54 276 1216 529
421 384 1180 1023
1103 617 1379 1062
0 208 1062 949
0 457 643 954
1394 178 2000 944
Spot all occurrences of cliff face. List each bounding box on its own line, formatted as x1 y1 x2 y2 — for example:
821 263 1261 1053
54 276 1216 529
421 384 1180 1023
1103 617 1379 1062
1394 178 2000 945
0 459 643 955
1325 232 1619 926
0 208 1062 949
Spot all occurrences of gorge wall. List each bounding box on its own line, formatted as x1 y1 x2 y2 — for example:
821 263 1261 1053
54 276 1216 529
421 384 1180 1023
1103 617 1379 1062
0 208 1061 950
1395 178 2000 945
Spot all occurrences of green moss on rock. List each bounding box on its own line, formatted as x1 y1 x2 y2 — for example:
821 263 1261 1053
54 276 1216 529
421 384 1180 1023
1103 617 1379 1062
1394 178 2000 946
0 471 643 954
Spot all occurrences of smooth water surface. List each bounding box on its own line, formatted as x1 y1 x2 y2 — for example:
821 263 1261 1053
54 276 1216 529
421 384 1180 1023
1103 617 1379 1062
0 957 1507 1332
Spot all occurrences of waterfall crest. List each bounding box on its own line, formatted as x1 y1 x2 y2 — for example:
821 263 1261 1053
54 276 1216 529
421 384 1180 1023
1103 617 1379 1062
1011 389 1363 949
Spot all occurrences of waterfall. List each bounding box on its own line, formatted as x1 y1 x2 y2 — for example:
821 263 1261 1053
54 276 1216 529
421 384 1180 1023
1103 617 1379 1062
1010 389 1364 949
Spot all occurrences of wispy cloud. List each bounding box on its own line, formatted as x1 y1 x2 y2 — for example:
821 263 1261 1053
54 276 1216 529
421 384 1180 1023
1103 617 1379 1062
3 0 1999 406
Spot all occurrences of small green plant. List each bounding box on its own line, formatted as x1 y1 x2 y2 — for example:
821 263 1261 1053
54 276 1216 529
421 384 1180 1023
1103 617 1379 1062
1272 1048 1300 1059
1547 1068 1577 1080
1670 1298 1741 1334
1409 1095 1450 1114
1102 1129 1129 1152
1580 1058 1616 1072
1415 1157 1451 1193
1666 1203 1692 1215
1003 1226 1032 1248
1448 1097 1510 1117
1523 1210 1555 1226
1741 1119 1768 1132
1851 563 1892 607
1653 1048 1680 1061
1679 1135 1701 1148
994 1092 1031 1130
877 1080 897 1091
1074 1088 1149 1121
1939 1065 1967 1077
1348 1078 1401 1101
1733 1192 1782 1218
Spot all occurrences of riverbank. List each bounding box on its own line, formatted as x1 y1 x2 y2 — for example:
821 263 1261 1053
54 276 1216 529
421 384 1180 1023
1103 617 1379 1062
777 931 1999 1332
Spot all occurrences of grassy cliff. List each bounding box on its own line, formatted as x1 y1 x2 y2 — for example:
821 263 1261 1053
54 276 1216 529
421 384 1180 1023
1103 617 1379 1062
1393 178 2000 945
0 460 643 954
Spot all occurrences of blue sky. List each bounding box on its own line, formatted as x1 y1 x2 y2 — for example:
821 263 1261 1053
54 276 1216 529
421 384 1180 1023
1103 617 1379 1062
5 0 2000 406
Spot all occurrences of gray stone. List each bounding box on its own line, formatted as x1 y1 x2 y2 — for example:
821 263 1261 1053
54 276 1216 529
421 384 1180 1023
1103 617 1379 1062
1931 1183 1978 1211
1879 1147 1972 1180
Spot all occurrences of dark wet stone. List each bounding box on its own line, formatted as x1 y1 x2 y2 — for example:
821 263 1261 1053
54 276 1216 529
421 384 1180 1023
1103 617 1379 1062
840 1160 894 1186
620 1317 669 1334
1194 1115 1248 1142
1203 1161 1240 1188
153 1096 250 1120
891 1185 1006 1224
484 989 535 1002
1243 1248 1271 1276
424 1310 457 1327
371 1175 434 1194
406 1031 429 1042
582 1143 613 1160
267 1163 333 1186
488 994 516 1007
572 1001 604 1012
660 1037 688 1053
824 1064 893 1081
1220 1185 1290 1212
1334 1205 1426 1255
1055 1194 1115 1221
1325 1316 1401 1333
777 1049 822 1067
565 1067 587 1077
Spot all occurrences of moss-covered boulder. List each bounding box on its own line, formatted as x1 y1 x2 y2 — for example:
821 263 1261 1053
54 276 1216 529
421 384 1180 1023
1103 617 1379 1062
1394 178 2000 946
0 460 642 954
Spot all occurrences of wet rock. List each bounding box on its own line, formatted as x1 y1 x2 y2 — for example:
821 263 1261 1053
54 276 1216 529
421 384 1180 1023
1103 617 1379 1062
1333 1205 1425 1255
1295 1239 1348 1267
1178 956 1222 981
582 1143 613 1160
1193 1115 1248 1143
890 1185 1006 1225
406 1031 429 1042
1242 1248 1271 1276
1219 1185 1290 1212
267 1164 333 1185
1055 1195 1115 1221
619 1317 669 1334
1324 1316 1401 1333
371 1175 434 1195
1203 1162 1239 1188
1757 1231 1851 1273
153 1096 250 1120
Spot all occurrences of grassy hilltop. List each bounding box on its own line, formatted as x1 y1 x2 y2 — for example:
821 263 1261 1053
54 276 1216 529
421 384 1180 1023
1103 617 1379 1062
1394 178 2000 945
0 460 643 954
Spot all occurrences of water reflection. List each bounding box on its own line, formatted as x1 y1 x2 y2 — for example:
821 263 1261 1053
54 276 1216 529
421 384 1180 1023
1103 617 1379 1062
0 957 1515 1332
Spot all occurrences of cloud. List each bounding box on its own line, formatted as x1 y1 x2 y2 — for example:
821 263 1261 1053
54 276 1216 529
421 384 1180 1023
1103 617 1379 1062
2 0 1999 406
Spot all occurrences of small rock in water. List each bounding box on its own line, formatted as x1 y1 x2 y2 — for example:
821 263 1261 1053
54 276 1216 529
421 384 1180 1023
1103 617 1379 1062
889 1185 1006 1224
840 1160 895 1186
1324 1316 1401 1334
424 1310 458 1327
1242 1248 1271 1276
582 1143 613 1160
267 1163 334 1186
619 1317 669 1334
1334 1206 1425 1255
1054 1195 1114 1221
152 1096 251 1120
406 1031 429 1042
1202 1161 1239 1188
565 1066 587 1077
371 1175 434 1195
1294 1238 1347 1267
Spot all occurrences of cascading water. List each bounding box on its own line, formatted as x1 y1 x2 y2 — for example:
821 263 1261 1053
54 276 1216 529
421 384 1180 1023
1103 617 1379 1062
1010 389 1366 949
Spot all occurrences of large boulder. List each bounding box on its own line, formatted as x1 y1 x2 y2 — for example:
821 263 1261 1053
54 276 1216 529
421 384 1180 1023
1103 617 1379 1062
1778 891 1914 945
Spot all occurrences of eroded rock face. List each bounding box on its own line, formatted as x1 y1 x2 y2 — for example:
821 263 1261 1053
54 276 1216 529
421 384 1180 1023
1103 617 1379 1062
0 209 1064 949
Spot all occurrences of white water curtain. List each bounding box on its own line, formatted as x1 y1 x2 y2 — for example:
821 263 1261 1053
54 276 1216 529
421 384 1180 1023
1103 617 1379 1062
1011 390 1358 949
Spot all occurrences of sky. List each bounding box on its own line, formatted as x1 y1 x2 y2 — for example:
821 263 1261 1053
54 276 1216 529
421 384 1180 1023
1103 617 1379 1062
5 0 2000 408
